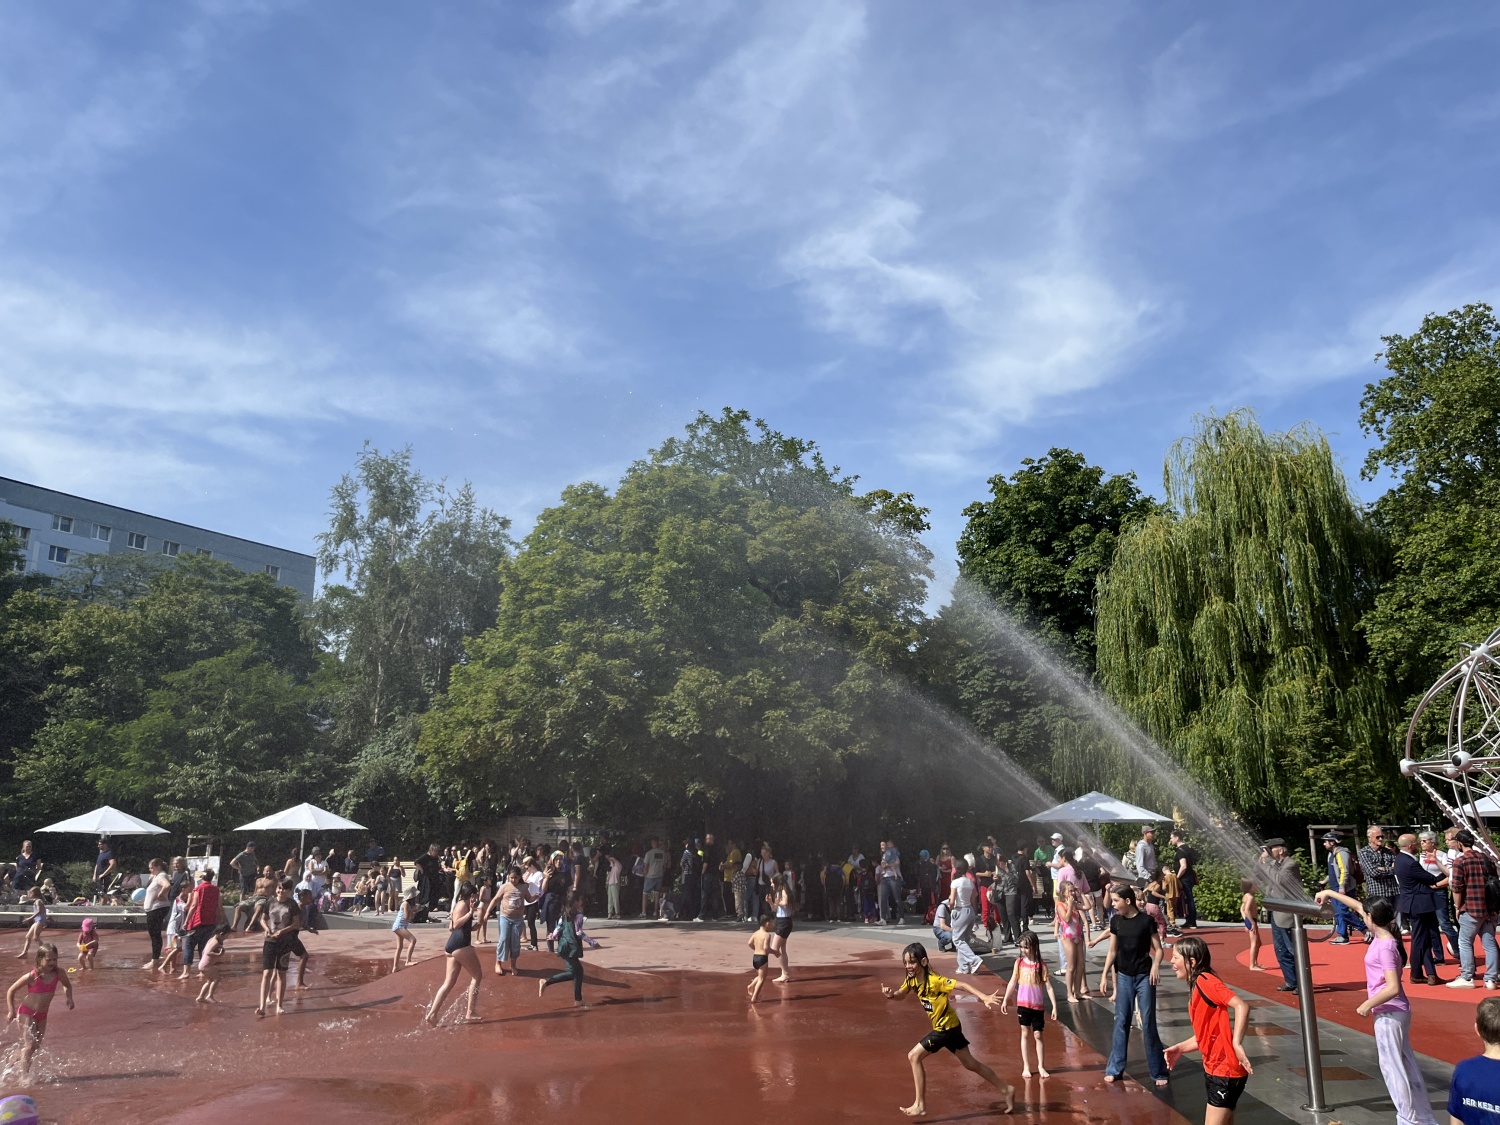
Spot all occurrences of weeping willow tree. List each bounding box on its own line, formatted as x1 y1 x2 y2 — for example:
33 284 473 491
1095 411 1400 823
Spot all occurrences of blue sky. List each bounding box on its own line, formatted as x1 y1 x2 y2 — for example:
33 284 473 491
3 2 1498 596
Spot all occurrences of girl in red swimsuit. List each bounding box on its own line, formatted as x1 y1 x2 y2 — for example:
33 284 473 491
5 942 74 1078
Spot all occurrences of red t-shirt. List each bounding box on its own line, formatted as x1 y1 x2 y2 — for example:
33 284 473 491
1189 973 1247 1079
187 883 220 930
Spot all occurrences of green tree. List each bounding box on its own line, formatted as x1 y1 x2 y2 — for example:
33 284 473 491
1095 411 1397 822
1359 303 1500 696
316 445 511 844
419 410 949 848
957 449 1159 668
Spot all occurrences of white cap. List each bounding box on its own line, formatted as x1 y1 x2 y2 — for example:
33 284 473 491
1050 832 1063 840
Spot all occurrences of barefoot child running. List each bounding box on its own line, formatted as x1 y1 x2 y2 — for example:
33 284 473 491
539 890 599 1010
882 942 1014 1117
391 888 419 971
75 918 99 969
196 925 231 1003
1164 937 1253 1125
14 890 46 960
5 943 73 1079
747 916 774 1003
1001 931 1058 1078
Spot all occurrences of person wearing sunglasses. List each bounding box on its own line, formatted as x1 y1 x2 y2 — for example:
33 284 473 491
1359 827 1402 937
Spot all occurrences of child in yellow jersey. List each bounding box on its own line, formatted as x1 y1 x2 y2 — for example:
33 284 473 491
882 941 1015 1117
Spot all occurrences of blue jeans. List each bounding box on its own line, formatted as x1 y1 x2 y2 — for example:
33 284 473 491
698 875 721 919
933 924 954 952
1459 913 1498 982
1271 922 1297 987
497 915 523 963
1333 898 1368 939
879 878 902 924
1106 971 1168 1081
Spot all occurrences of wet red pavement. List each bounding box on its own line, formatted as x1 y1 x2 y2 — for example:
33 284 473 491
2 928 1193 1124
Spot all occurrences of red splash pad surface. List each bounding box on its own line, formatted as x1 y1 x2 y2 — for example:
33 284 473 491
3 928 1191 1124
1196 926 1479 1065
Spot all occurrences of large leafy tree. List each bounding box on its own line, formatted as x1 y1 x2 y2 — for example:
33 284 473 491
316 445 512 845
928 450 1155 791
420 409 957 848
2 555 326 830
1359 303 1500 698
1095 411 1398 822
956 449 1159 668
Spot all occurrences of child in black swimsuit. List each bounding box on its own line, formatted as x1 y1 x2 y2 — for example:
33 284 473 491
747 916 774 1003
424 881 483 1027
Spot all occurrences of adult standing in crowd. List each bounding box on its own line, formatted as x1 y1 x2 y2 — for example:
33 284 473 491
92 837 117 901
415 844 441 910
1419 831 1460 964
880 840 904 927
140 858 172 971
1170 829 1198 931
756 844 778 921
1100 884 1169 1088
1259 839 1302 993
1395 832 1446 986
1013 844 1036 926
1447 829 1498 990
948 858 982 974
178 867 220 980
1359 826 1402 932
641 838 666 919
1322 832 1368 944
230 841 258 898
1135 826 1159 883
697 833 723 921
13 840 40 894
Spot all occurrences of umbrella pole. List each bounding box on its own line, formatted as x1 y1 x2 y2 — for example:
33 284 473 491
300 828 306 869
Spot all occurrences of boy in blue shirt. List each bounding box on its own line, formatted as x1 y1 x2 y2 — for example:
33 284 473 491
1451 997 1500 1125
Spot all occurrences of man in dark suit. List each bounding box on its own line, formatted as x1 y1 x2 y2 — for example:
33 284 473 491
1395 832 1446 985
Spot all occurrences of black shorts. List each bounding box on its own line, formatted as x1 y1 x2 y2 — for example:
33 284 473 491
774 918 794 940
261 936 293 971
1018 1006 1045 1031
752 954 769 969
920 1027 970 1054
288 934 307 959
1204 1073 1248 1109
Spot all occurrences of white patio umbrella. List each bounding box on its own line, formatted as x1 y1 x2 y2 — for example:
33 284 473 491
233 802 367 861
1020 791 1170 825
35 805 168 835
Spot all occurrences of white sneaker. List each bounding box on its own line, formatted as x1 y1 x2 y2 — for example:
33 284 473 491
1487 980 1498 990
1447 977 1477 989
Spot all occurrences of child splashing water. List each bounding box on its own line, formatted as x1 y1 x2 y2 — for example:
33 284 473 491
5 943 73 1080
1164 937 1253 1125
1001 931 1058 1078
75 919 99 969
882 942 1014 1117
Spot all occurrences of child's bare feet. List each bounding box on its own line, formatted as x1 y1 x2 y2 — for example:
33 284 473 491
255 1007 265 1018
1248 964 1265 971
1037 1068 1050 1078
899 1103 926 1117
773 975 791 983
1021 1069 1032 1078
1002 1087 1016 1113
537 979 547 998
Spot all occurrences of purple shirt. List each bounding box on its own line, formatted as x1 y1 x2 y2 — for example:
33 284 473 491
1365 937 1409 1015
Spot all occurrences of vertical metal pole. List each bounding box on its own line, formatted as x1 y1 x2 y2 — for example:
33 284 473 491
1291 915 1328 1112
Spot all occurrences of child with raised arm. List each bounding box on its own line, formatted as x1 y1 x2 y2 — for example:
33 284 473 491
747 916 774 1003
1164 936 1253 1125
5 942 73 1078
14 889 46 960
1001 930 1058 1078
882 941 1014 1117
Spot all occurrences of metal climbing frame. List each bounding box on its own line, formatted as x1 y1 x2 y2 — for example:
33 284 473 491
1402 623 1500 862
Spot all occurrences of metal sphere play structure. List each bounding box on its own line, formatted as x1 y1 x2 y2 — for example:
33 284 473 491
1402 623 1500 859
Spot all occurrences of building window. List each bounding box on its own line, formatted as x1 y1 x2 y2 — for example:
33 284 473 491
47 545 69 564
196 548 212 558
127 532 147 550
92 524 111 543
162 541 180 557
13 527 29 547
51 515 73 534
265 564 280 580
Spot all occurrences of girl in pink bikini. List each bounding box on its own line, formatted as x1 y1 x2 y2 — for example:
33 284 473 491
5 942 74 1078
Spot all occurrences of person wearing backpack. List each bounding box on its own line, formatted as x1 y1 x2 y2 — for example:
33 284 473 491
1164 936 1253 1124
1321 832 1369 945
1447 829 1499 990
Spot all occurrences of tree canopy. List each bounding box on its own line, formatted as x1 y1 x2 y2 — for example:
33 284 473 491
1359 302 1500 696
1095 411 1398 821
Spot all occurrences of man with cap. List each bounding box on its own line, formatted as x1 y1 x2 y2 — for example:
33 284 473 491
1134 826 1159 883
1321 831 1368 944
1259 838 1302 991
